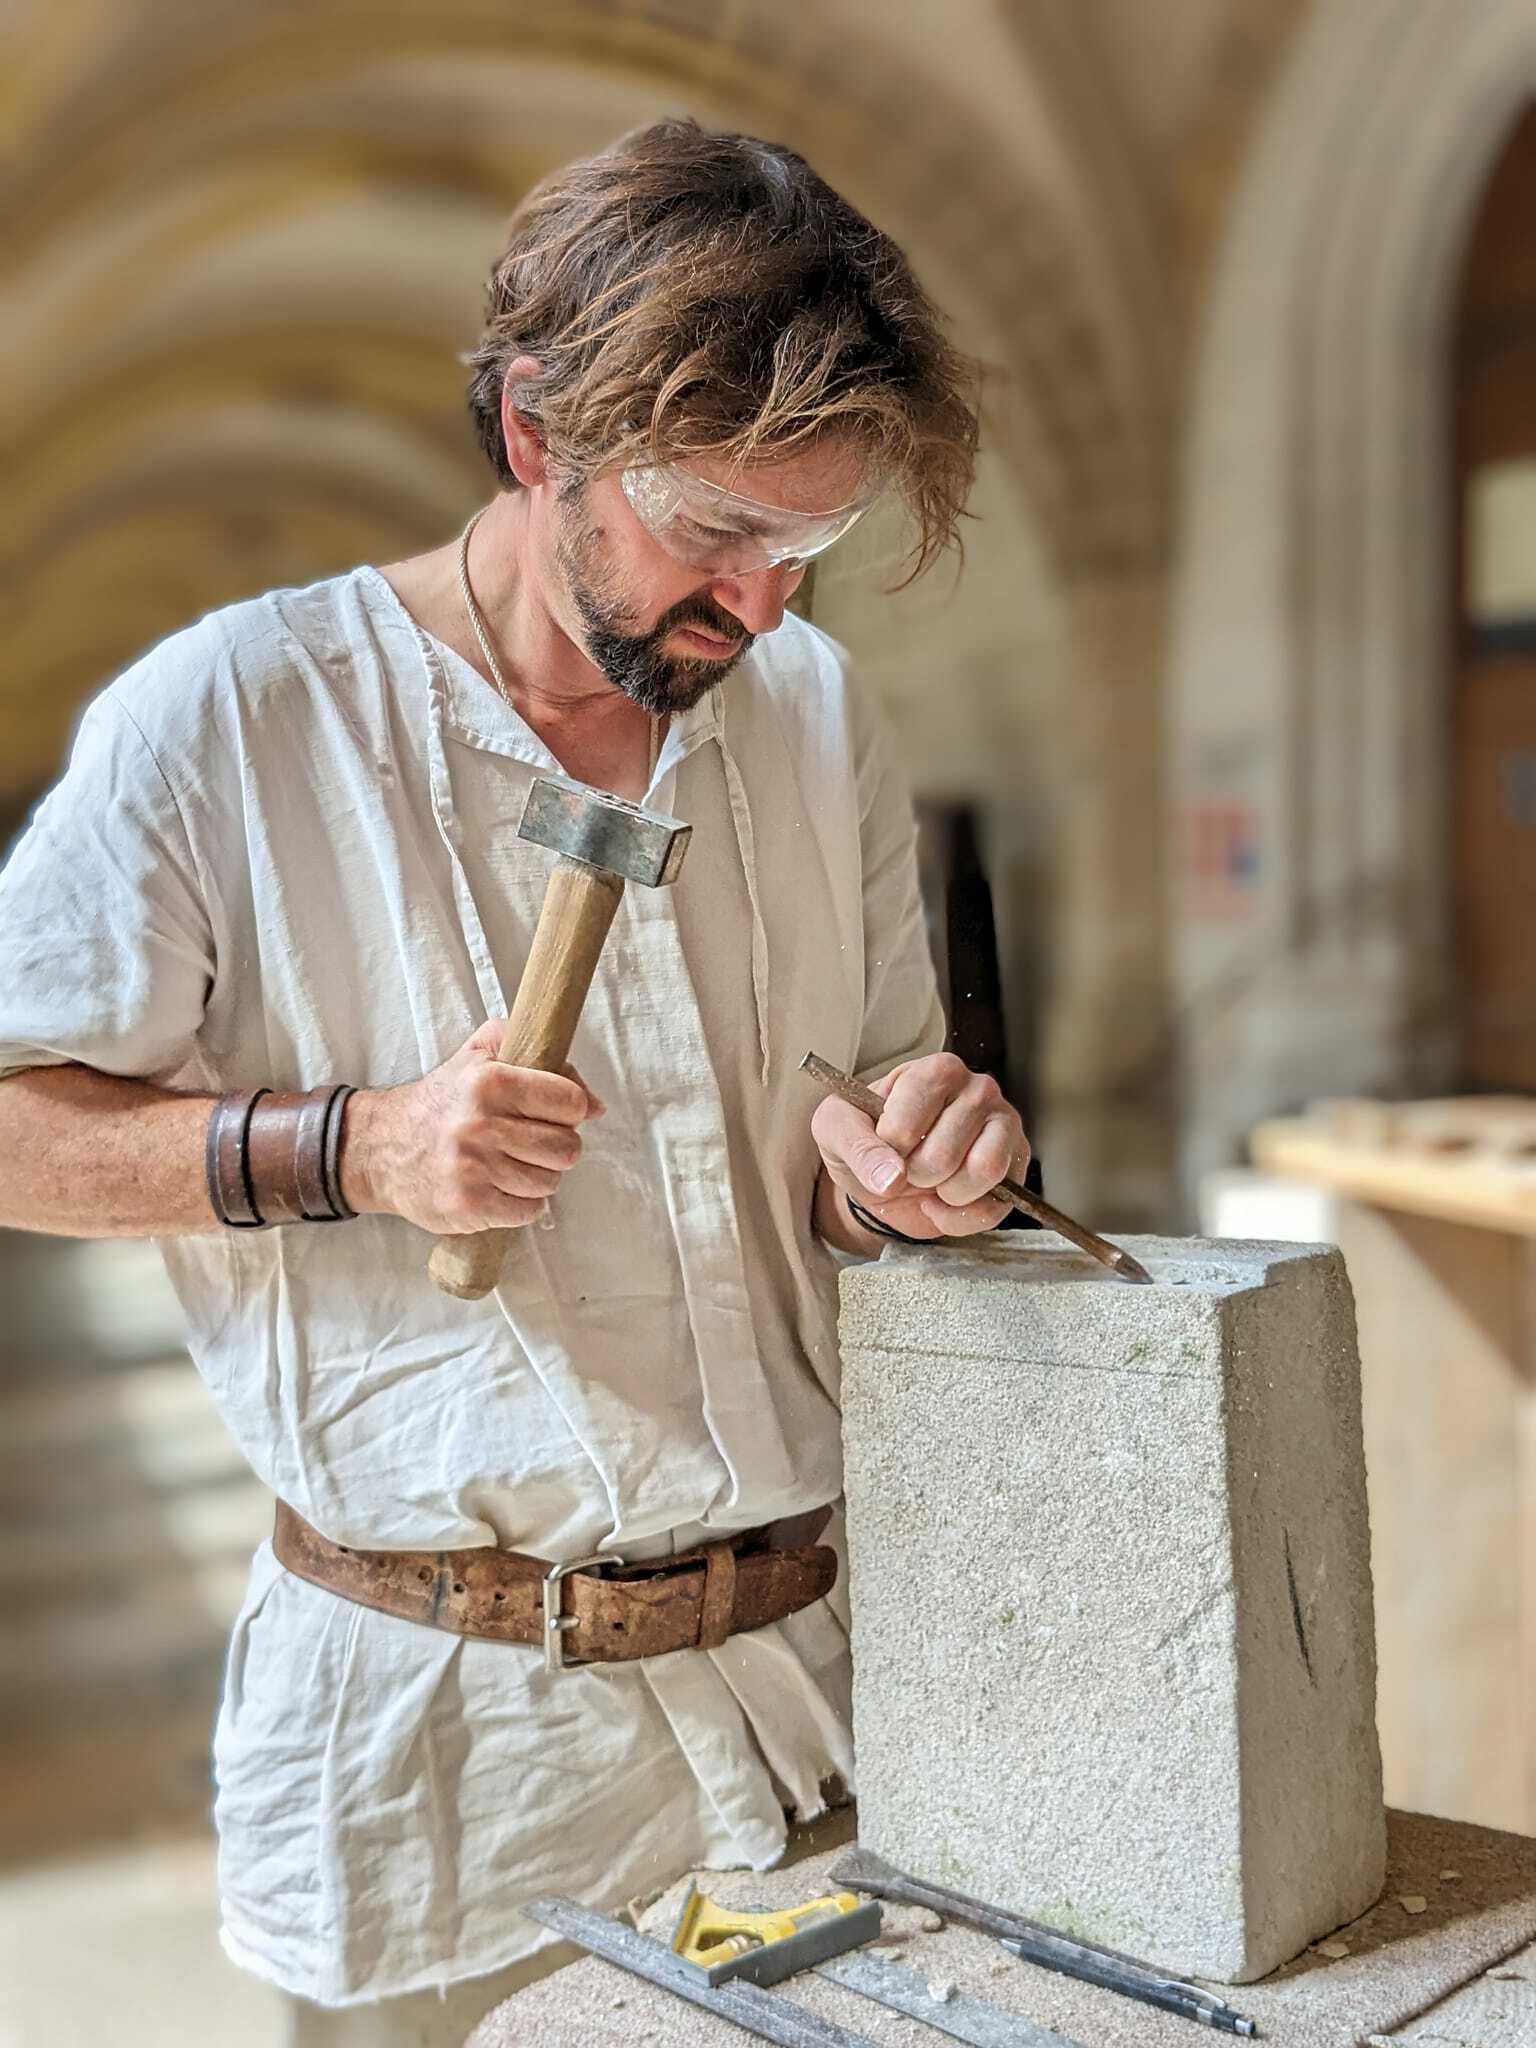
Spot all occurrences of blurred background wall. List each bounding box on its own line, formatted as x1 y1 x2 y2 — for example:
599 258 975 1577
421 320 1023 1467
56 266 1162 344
6 1 1536 2040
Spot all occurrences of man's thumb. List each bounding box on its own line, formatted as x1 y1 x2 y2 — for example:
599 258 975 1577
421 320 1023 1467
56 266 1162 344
851 1140 905 1196
468 1018 509 1058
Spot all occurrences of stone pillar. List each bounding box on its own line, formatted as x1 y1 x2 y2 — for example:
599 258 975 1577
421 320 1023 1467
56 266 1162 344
1039 568 1173 1232
838 1234 1386 1985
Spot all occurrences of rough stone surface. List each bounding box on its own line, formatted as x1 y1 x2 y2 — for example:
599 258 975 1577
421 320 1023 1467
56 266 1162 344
837 1234 1387 1984
469 1811 1536 2048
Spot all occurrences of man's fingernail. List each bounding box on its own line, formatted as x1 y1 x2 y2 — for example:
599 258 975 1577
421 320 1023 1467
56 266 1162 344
871 1159 901 1192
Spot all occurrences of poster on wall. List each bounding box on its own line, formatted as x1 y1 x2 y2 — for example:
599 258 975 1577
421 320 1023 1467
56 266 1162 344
1182 796 1262 923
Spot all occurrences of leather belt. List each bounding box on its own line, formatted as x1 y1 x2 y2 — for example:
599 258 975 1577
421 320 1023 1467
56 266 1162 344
273 1502 837 1671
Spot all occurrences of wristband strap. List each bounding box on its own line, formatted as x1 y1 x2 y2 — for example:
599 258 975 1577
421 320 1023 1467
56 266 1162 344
206 1089 270 1227
321 1085 358 1221
845 1194 929 1246
846 1160 1047 1246
206 1085 358 1229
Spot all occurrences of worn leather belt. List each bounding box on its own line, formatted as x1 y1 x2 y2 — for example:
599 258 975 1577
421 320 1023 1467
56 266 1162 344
272 1502 837 1670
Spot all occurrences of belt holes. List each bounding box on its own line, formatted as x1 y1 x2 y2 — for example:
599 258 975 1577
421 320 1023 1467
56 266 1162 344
338 1546 350 1555
418 1567 432 1583
612 1621 625 1631
452 1582 466 1594
493 1591 504 1602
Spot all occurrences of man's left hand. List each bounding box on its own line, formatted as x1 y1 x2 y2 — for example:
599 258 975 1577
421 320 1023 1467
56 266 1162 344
811 1051 1030 1243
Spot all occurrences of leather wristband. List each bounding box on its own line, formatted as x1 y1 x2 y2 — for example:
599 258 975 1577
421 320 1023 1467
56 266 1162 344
206 1085 358 1228
846 1163 1047 1244
845 1194 929 1245
206 1088 268 1227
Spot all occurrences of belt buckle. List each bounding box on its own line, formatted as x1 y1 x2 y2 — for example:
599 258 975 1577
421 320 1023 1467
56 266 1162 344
542 1552 625 1674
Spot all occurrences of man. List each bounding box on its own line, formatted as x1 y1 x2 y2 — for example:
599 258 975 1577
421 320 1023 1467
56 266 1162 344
0 118 1029 2041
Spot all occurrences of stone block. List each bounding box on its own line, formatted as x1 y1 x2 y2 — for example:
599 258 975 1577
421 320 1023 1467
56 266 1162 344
838 1234 1386 1984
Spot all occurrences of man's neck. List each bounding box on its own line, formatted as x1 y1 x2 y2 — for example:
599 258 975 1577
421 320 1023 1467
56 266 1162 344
378 494 639 733
376 497 660 799
465 493 632 720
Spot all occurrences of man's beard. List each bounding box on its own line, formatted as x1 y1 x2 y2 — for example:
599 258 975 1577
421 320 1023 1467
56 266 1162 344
556 495 756 715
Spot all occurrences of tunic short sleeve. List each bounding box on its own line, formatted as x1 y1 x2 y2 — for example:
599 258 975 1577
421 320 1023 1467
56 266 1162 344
0 691 214 1084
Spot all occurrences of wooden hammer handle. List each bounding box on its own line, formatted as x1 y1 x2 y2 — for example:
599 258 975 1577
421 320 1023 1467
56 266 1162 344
428 860 624 1301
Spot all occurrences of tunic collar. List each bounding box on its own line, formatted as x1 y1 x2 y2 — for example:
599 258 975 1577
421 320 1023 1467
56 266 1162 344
359 564 772 1082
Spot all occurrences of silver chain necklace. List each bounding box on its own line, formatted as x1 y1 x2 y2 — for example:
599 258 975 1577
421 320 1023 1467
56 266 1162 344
456 508 512 706
456 508 659 773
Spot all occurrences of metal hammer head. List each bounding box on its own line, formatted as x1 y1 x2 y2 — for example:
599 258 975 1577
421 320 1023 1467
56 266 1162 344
518 774 691 887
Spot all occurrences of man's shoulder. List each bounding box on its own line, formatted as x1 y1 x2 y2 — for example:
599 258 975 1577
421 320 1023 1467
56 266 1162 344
98 568 381 760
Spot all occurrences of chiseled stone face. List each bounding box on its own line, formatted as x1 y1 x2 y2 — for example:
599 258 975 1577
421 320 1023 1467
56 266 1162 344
838 1234 1386 1984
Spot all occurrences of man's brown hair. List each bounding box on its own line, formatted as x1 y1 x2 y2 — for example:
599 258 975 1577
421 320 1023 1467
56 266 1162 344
464 118 978 583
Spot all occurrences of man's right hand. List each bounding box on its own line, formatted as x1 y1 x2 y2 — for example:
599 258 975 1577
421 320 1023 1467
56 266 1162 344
338 1019 605 1235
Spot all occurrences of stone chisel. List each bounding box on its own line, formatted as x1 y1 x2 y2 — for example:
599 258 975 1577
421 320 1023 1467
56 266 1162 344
830 1852 1258 2038
800 1053 1153 1284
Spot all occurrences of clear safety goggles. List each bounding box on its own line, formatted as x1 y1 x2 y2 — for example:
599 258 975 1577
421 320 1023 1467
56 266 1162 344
619 463 874 576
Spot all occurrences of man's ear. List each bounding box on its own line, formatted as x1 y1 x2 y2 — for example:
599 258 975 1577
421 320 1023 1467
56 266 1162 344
500 357 549 487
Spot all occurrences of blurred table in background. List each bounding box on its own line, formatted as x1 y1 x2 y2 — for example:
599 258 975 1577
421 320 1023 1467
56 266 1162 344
1207 1097 1536 1839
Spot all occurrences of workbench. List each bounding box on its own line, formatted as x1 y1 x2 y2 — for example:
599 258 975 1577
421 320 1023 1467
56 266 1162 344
1220 1099 1536 1836
468 1807 1536 2048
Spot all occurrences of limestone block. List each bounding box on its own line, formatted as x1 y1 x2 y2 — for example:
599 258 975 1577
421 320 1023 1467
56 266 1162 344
838 1234 1386 1984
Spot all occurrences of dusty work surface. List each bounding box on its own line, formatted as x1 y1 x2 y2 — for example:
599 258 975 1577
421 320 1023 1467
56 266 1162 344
468 1809 1536 2047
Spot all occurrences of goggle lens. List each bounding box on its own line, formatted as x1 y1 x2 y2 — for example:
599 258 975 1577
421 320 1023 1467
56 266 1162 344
620 465 872 574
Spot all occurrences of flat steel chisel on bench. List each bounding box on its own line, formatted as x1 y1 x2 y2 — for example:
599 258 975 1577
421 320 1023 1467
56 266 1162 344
832 1851 1258 2037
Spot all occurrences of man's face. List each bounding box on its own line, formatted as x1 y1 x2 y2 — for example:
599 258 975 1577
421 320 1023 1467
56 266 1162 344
550 440 869 715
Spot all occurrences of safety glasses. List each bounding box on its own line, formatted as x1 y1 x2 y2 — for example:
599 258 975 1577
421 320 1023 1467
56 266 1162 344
619 463 875 576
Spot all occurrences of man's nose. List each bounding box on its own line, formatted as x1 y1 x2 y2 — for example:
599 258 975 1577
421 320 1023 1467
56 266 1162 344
709 562 806 637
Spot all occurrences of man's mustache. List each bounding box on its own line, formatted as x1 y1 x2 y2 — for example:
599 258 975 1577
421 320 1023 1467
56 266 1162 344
654 598 753 648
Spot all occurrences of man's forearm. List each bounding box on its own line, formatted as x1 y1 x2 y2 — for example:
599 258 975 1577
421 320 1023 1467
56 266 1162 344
1 1069 897 1248
812 1163 890 1257
0 1065 222 1237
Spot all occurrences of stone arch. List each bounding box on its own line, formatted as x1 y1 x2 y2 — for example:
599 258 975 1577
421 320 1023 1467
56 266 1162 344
2 1 1170 798
1169 0 1536 1194
4 3 1186 1217
4 2 1171 559
1166 0 1315 332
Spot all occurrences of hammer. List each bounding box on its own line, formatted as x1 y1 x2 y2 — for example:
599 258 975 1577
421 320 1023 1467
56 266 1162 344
428 774 692 1301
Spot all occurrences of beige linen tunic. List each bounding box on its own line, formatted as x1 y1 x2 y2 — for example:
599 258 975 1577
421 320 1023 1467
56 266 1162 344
0 566 943 2005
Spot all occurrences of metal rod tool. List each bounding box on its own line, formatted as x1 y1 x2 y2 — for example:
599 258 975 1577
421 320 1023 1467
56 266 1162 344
831 1851 1258 2038
522 1895 883 2048
801 1053 1154 1284
817 1948 1087 2046
996 1935 1257 2038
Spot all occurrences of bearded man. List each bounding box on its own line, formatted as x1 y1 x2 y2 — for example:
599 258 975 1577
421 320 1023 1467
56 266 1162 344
0 118 1031 2044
